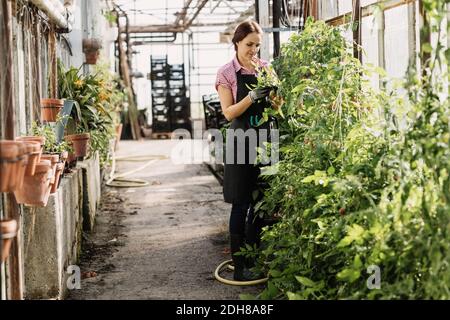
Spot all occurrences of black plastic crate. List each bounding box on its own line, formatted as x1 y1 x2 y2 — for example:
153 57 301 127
171 104 190 113
152 96 168 105
153 105 169 113
151 63 167 73
170 64 184 72
152 122 171 132
151 80 167 89
169 73 184 81
168 79 185 89
152 88 167 97
169 87 186 97
151 70 168 80
170 96 189 105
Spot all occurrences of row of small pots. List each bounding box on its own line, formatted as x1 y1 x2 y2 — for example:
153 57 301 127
0 132 90 197
0 137 45 193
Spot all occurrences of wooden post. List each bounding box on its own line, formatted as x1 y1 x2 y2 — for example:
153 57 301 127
1 0 24 300
116 10 141 140
352 0 362 62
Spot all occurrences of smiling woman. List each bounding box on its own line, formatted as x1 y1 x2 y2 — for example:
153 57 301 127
215 20 276 283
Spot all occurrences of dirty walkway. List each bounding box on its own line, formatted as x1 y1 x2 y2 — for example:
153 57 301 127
68 140 261 300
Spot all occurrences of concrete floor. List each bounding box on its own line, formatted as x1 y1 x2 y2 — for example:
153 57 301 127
68 140 262 300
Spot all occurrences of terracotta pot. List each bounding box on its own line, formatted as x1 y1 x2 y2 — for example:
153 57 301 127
67 151 77 166
16 136 46 159
14 160 52 207
1 218 18 263
84 51 100 64
41 154 60 185
0 140 28 192
60 150 69 163
0 141 19 193
13 142 29 190
65 133 90 159
82 38 102 52
51 162 65 194
41 98 64 122
21 141 42 176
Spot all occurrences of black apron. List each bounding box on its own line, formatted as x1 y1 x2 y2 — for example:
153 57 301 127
223 70 271 204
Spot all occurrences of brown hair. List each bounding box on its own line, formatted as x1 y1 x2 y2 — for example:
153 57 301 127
232 20 263 51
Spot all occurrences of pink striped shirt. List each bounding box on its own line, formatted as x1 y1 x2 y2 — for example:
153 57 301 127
215 56 269 103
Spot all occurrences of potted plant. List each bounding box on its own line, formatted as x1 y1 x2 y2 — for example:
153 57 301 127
82 38 102 65
31 122 72 193
1 218 18 263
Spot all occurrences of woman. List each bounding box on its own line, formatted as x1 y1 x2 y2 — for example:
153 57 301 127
215 20 275 281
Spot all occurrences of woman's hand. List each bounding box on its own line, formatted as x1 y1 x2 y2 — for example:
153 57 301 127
269 90 284 111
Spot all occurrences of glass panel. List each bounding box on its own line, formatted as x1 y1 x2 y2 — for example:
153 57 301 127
320 0 339 20
338 0 353 15
361 0 380 7
361 15 380 89
384 5 409 78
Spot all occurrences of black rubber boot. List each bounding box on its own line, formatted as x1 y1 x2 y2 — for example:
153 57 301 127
230 234 258 281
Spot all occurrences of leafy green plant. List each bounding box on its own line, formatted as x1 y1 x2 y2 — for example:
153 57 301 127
249 2 450 300
31 121 72 154
57 59 124 166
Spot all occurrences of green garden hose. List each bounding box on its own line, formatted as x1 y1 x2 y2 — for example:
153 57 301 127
214 259 269 286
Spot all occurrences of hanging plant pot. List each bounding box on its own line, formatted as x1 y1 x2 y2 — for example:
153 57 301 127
14 160 52 207
14 142 29 190
0 141 19 193
41 154 60 185
1 218 18 263
0 140 29 193
84 51 100 64
66 151 77 170
41 98 64 122
15 140 41 176
16 136 46 160
51 162 65 194
65 133 90 159
83 39 102 65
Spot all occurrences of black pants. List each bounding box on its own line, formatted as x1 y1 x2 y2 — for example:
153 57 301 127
229 203 264 247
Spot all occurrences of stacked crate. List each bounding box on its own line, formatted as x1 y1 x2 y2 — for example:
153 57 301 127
168 64 191 132
150 56 171 132
150 56 191 134
202 93 227 130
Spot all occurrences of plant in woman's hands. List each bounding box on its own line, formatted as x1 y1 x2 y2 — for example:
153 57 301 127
254 63 281 89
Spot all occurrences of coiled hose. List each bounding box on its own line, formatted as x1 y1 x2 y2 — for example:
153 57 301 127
214 260 269 286
106 152 167 188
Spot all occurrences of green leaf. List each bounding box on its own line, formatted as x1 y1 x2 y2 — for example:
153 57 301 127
336 268 361 283
422 43 433 53
295 276 317 287
337 224 365 247
270 269 282 278
287 292 304 300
